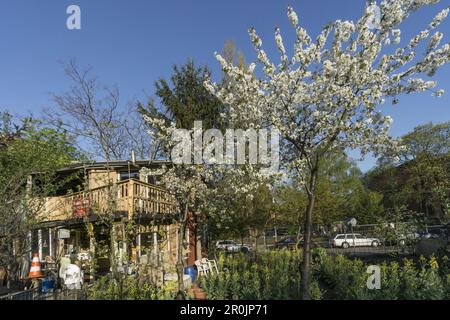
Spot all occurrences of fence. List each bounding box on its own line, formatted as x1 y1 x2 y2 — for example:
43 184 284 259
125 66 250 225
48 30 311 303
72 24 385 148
0 287 87 300
242 223 450 259
0 287 39 300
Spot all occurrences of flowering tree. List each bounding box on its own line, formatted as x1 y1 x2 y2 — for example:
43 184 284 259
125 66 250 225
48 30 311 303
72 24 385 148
141 164 207 293
139 118 271 292
206 1 450 299
139 60 278 293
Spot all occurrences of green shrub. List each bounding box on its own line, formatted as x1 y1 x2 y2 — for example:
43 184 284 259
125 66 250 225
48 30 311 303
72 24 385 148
316 254 449 300
201 250 302 300
87 275 177 300
88 252 450 300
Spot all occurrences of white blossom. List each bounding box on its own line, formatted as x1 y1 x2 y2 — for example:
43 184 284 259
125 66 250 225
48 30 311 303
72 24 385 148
427 31 444 53
249 27 262 48
205 2 449 185
433 89 445 97
287 6 299 27
429 7 449 29
392 29 401 45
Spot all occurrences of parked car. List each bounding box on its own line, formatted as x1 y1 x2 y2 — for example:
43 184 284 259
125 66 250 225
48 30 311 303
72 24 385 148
398 229 445 242
380 231 420 247
275 236 319 250
331 233 382 249
215 240 252 253
422 228 447 239
265 228 289 237
216 240 237 251
275 236 299 249
395 231 422 246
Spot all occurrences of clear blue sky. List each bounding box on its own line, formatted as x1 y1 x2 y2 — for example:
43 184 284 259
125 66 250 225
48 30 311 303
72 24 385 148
0 0 449 171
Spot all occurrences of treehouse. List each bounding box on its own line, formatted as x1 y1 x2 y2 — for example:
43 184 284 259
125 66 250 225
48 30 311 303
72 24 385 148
30 160 204 277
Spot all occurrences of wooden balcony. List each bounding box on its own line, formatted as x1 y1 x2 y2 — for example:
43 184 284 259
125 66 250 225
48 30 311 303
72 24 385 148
39 179 177 222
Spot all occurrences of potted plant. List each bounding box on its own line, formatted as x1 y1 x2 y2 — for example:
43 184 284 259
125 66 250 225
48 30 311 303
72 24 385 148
191 282 206 300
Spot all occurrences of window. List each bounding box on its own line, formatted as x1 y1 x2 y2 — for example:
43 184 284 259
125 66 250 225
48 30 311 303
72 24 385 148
30 229 55 259
355 235 364 239
147 175 161 185
119 171 139 181
41 229 50 258
31 230 38 256
336 235 345 239
140 232 162 246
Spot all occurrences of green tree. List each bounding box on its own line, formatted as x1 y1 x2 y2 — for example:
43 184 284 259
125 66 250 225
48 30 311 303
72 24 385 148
139 60 225 131
0 113 80 287
365 122 450 219
274 151 383 235
209 184 274 249
138 60 227 293
400 122 450 161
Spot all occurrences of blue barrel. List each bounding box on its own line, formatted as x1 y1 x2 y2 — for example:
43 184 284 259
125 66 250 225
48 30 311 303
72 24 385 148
41 278 55 294
184 266 196 282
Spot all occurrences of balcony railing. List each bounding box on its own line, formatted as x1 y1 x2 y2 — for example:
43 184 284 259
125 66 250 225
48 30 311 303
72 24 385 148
40 179 177 222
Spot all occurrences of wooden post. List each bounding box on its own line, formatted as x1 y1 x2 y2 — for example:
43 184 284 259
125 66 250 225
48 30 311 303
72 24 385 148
38 229 42 261
175 227 179 262
121 220 127 263
153 228 158 266
128 180 134 219
137 233 141 262
196 233 202 260
88 223 96 281
167 225 171 253
28 231 32 260
49 228 53 258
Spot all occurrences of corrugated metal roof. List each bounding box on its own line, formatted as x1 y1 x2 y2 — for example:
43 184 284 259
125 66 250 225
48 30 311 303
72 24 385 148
31 159 172 175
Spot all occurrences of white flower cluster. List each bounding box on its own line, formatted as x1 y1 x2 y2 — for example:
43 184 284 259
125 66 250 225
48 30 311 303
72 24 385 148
140 1 450 218
392 29 401 45
429 7 449 29
287 5 298 27
205 1 449 181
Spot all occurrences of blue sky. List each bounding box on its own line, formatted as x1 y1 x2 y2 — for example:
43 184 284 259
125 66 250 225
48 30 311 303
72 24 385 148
0 0 449 171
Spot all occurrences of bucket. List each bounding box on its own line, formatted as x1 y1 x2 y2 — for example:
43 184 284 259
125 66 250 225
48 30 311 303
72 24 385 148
184 266 196 283
41 278 55 294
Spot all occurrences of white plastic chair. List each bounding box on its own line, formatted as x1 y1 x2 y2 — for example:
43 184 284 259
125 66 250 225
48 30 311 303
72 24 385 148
201 258 212 275
206 258 219 274
194 260 208 277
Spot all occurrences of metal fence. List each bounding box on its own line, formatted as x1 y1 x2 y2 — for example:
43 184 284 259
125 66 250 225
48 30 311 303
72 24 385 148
0 288 39 300
243 223 450 260
0 287 87 301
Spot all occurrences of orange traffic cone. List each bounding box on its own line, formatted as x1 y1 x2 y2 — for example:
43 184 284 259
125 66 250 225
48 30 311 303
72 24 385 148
28 253 43 279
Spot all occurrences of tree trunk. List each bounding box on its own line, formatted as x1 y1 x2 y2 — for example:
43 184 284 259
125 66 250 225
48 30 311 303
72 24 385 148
109 223 122 298
300 165 318 300
296 224 302 243
176 225 186 292
6 242 13 289
87 222 96 282
176 205 188 293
